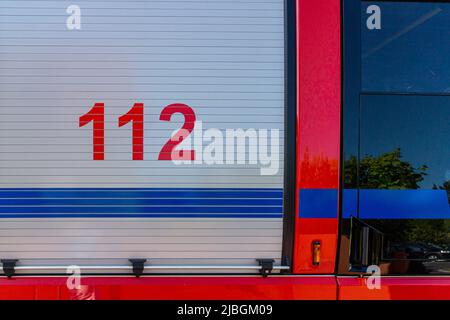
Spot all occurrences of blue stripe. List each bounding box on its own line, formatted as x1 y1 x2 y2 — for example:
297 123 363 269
298 189 338 218
0 206 281 214
359 189 450 219
0 214 282 219
342 189 450 219
0 198 282 206
342 189 357 218
0 188 283 219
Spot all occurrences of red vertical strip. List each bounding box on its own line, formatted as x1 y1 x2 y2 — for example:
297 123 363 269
79 102 105 161
293 0 341 273
119 103 144 160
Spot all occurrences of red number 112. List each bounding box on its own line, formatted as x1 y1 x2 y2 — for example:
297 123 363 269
79 102 196 161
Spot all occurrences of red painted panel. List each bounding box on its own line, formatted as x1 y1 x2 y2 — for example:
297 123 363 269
294 218 339 273
296 0 341 190
297 218 338 235
0 276 337 300
293 0 341 273
337 277 450 300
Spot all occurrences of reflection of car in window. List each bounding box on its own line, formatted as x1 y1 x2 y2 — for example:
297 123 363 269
389 243 450 261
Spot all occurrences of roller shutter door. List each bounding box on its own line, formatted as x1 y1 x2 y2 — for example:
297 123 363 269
0 0 286 273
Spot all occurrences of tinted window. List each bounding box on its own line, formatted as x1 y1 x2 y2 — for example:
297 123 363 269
341 0 450 275
360 94 449 193
362 2 450 93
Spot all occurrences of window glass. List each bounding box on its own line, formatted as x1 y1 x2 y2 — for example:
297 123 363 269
340 0 450 275
362 2 450 93
358 94 450 275
360 94 449 192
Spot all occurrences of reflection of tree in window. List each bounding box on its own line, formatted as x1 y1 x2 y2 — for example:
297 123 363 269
359 148 428 190
345 148 449 250
433 180 450 205
344 148 427 189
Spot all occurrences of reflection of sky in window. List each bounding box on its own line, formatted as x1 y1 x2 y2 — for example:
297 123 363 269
358 2 450 190
362 2 450 93
360 94 449 189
